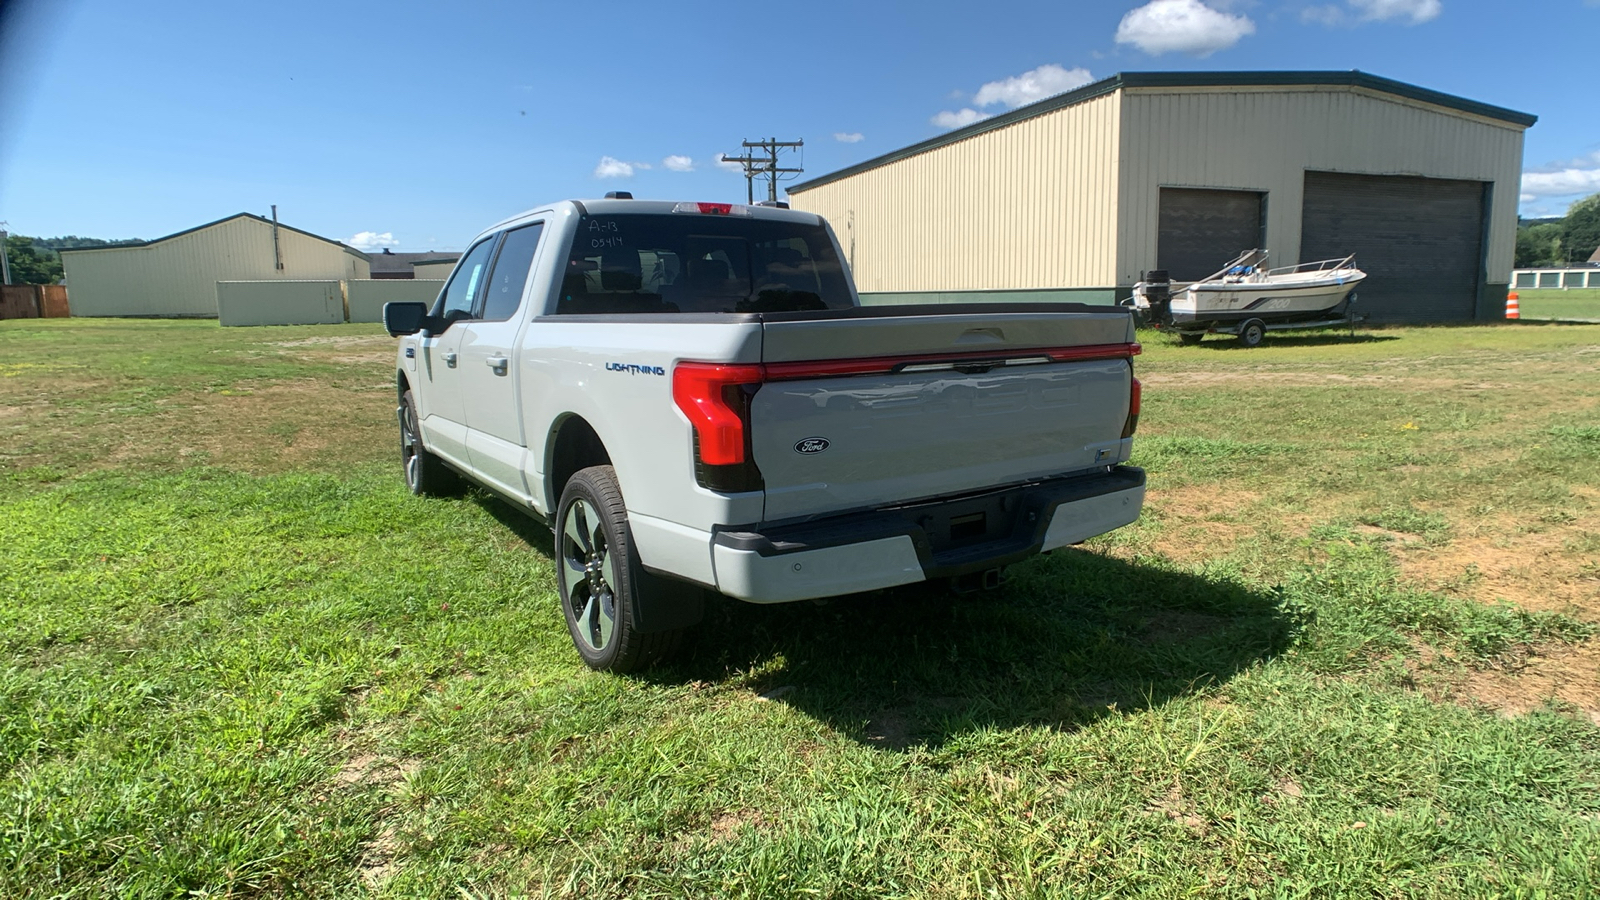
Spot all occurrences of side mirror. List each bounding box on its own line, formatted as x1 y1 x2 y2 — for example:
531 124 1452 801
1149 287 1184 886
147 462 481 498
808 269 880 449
383 301 429 336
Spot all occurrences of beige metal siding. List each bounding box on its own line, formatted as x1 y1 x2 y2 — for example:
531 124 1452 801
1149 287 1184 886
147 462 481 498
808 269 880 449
216 280 344 327
61 216 371 318
347 279 445 323
788 92 1122 293
412 260 456 280
1116 86 1525 285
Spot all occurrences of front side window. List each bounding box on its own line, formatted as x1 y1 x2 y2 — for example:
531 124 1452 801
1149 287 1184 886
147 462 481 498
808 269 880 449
556 213 854 315
435 237 497 322
480 222 544 321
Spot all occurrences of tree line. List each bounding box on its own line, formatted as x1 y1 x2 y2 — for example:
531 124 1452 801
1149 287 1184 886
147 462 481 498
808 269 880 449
1 235 142 285
1517 192 1600 269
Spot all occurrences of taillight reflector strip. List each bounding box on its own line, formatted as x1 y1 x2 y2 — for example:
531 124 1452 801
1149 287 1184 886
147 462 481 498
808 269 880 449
1122 377 1142 439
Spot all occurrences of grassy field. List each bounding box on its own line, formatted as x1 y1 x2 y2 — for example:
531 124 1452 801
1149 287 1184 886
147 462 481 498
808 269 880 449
1516 287 1600 321
2 317 1599 898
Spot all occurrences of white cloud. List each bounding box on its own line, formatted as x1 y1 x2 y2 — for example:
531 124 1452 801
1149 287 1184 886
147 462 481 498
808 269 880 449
1115 0 1255 56
931 63 1094 130
348 231 399 251
972 64 1094 109
714 153 745 173
1520 194 1536 204
1301 4 1345 24
662 155 695 172
834 132 865 143
1348 0 1441 23
593 156 638 178
931 108 988 129
1521 168 1600 199
1307 0 1441 25
1521 152 1600 200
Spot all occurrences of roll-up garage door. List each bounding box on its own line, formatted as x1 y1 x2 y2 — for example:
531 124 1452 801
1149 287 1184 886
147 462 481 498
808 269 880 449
1157 188 1264 281
1300 172 1485 323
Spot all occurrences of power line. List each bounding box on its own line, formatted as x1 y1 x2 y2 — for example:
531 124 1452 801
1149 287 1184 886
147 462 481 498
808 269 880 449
722 138 803 204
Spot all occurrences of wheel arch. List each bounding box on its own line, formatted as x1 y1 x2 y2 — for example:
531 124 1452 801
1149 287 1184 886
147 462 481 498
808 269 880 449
546 413 612 510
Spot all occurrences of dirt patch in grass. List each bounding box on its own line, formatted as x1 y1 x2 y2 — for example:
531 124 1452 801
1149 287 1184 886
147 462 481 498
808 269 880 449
1458 639 1600 725
1399 525 1600 618
708 810 771 841
106 380 394 475
1148 782 1208 833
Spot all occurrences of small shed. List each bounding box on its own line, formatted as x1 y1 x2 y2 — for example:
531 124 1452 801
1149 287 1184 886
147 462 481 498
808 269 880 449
59 213 370 318
368 249 461 279
412 258 458 280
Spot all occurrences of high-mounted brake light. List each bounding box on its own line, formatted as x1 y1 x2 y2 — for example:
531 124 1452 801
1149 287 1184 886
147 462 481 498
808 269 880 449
1122 377 1142 439
671 201 752 216
672 362 763 465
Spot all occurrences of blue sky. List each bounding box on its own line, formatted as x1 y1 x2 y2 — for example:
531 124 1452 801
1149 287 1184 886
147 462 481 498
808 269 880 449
2 0 1596 251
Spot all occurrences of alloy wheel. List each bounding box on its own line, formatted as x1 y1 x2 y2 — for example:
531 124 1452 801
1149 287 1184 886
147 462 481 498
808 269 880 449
560 498 618 653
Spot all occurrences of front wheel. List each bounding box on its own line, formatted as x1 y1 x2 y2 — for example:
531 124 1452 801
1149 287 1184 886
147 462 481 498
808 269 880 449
1237 319 1266 348
399 389 460 496
555 466 682 673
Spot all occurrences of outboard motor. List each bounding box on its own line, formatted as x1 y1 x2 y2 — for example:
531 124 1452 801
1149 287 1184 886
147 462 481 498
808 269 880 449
1142 269 1173 327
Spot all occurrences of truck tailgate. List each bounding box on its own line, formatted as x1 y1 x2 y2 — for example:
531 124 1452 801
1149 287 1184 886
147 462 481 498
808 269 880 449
751 308 1137 523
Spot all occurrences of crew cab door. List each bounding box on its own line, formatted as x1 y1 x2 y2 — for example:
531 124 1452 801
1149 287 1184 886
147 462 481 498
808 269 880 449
417 236 498 468
457 221 547 502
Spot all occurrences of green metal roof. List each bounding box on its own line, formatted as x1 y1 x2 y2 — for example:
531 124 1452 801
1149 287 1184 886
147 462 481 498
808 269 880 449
57 212 371 261
788 70 1537 194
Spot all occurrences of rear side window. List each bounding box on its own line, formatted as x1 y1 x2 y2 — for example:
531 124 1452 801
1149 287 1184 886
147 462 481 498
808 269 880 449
435 238 497 321
480 222 544 321
556 213 854 315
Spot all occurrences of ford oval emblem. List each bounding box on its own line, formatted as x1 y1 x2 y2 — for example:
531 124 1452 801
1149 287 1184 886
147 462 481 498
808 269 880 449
794 437 830 455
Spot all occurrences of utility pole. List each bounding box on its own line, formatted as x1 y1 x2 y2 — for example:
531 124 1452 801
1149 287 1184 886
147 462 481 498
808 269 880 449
0 223 11 285
722 138 803 203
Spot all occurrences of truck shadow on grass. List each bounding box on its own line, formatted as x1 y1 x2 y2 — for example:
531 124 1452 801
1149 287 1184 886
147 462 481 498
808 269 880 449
472 495 1300 752
662 548 1301 751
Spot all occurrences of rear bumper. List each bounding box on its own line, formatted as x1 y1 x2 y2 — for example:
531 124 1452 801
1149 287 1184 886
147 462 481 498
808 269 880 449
710 467 1145 603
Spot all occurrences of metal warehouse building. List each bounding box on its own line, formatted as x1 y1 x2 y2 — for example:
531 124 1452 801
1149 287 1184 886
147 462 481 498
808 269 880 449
60 213 370 318
787 71 1536 323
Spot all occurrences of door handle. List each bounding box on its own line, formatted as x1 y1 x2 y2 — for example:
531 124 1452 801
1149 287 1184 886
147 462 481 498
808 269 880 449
443 352 458 368
486 355 509 375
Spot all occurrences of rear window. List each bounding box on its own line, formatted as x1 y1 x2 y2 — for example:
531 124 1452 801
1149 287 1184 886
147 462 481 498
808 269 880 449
556 213 855 315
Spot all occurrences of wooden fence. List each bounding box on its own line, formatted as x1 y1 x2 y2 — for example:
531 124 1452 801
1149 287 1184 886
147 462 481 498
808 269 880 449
0 284 70 320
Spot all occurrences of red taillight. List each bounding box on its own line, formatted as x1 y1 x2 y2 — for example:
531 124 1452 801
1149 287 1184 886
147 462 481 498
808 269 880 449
1122 377 1142 439
698 202 733 215
672 362 762 465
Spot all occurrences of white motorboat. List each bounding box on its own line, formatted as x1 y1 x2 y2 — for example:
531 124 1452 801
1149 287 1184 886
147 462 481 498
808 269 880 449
1129 250 1366 344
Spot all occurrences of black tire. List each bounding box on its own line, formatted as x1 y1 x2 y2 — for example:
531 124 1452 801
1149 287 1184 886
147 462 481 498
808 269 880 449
399 389 460 496
555 465 682 673
1178 332 1204 345
1237 319 1266 348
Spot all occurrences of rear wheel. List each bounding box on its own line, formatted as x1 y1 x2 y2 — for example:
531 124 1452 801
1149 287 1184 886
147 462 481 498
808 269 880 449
399 389 459 496
1237 319 1266 348
555 466 681 673
1178 332 1204 345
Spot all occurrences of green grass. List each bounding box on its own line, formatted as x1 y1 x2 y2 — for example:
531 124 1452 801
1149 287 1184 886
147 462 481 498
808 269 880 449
1516 287 1600 321
2 317 1599 897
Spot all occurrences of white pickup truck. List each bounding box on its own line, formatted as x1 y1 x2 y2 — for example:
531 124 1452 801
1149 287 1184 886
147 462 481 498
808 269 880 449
383 197 1145 672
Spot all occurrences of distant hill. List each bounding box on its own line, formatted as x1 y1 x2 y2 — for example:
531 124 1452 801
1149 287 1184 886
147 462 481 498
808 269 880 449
32 236 145 256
